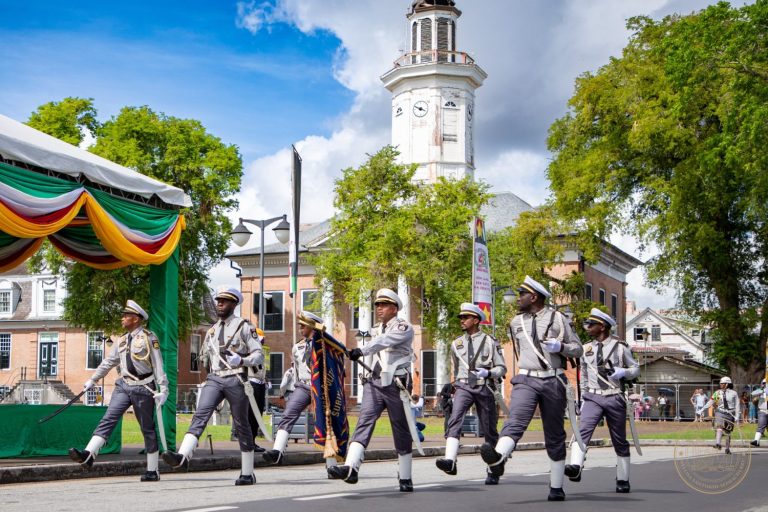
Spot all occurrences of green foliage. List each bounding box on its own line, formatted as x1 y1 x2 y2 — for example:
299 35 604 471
26 97 99 145
546 2 768 378
312 146 491 342
26 100 242 336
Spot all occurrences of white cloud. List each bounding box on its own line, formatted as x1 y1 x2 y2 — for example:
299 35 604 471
235 1 288 34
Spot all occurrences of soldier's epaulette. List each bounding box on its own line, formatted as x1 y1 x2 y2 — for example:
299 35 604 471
583 343 594 356
617 340 630 348
207 326 216 336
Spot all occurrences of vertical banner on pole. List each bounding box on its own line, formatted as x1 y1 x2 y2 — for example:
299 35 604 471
471 217 493 325
149 246 179 451
289 146 302 298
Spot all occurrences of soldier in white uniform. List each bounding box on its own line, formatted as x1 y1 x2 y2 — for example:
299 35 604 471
703 376 741 454
565 308 640 493
264 311 324 465
329 288 415 492
481 276 583 502
436 303 506 484
69 300 168 482
751 379 766 447
162 288 263 485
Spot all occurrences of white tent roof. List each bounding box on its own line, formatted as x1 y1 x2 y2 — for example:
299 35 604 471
0 113 191 207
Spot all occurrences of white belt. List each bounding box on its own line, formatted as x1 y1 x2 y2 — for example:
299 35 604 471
518 368 564 378
457 377 487 385
212 368 245 377
587 387 622 396
123 375 155 386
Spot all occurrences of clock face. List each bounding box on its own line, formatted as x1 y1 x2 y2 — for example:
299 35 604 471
467 103 473 121
413 100 429 118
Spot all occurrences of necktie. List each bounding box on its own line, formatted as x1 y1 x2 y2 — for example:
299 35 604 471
217 322 226 369
467 335 477 386
125 333 138 376
530 314 548 369
596 342 606 389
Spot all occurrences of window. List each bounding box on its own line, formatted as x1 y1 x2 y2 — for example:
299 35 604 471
86 386 103 406
584 283 593 301
611 294 618 321
444 100 457 108
691 329 700 337
190 334 201 372
598 288 606 305
420 18 433 61
634 327 647 342
395 106 403 116
0 333 10 370
421 350 437 398
267 352 284 396
651 325 661 342
351 305 360 330
443 106 458 142
254 291 284 331
301 289 321 316
351 361 360 398
43 289 56 313
86 332 105 370
0 291 10 313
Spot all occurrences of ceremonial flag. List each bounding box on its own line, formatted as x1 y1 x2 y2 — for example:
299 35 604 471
289 146 302 297
310 329 349 459
471 217 493 325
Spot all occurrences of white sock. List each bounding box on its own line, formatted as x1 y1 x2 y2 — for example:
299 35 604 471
345 441 365 472
85 436 106 459
398 453 413 480
147 451 159 472
617 456 630 481
569 442 586 467
273 429 289 453
716 430 723 445
241 451 254 477
550 459 565 488
325 457 338 468
445 437 460 461
495 436 515 459
754 432 762 442
178 433 198 459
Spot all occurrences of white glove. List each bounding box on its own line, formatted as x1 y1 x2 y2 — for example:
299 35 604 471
226 352 242 366
609 367 627 382
83 379 95 391
472 368 490 378
540 338 562 353
154 391 168 406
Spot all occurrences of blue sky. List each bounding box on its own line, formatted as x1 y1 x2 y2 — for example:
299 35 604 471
0 0 740 309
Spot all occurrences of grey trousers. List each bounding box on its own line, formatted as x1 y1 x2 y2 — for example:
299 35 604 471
278 384 312 432
189 375 254 451
445 382 498 444
757 411 767 434
351 378 412 455
580 392 630 457
94 379 157 453
499 374 568 460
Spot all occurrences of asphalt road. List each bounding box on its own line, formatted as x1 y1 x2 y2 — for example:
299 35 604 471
2 447 766 512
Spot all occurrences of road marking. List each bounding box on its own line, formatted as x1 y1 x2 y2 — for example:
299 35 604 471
468 478 487 482
524 473 548 477
180 507 238 512
294 493 357 501
413 483 443 489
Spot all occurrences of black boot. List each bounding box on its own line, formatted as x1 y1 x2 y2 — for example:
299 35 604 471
548 487 566 501
328 465 358 484
480 443 505 477
235 474 255 486
564 464 582 482
399 479 414 492
724 447 731 455
750 440 760 447
263 450 283 465
485 471 499 485
140 471 160 482
253 444 266 453
435 458 457 475
68 448 94 469
161 451 189 470
616 479 630 493
713 444 721 450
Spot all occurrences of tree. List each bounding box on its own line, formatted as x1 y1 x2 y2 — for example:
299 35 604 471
27 99 243 335
312 146 491 342
546 2 768 381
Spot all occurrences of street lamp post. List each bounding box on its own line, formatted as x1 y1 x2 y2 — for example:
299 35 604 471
642 328 650 417
231 215 290 330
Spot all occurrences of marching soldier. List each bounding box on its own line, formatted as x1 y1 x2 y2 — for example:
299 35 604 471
436 303 506 484
703 376 741 454
264 311 337 469
480 276 583 501
751 379 766 447
162 288 263 485
69 300 168 482
329 288 415 492
565 308 640 493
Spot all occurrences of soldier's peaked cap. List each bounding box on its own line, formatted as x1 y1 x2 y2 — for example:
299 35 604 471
215 287 243 304
300 311 323 324
374 288 402 310
587 308 616 328
517 275 551 299
123 300 148 320
458 302 486 322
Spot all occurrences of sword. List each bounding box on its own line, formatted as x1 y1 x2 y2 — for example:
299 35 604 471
142 385 168 453
486 381 510 415
564 382 587 453
395 378 425 456
603 361 642 456
38 390 87 424
240 376 273 442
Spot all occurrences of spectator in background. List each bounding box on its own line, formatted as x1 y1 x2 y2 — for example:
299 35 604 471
410 394 426 442
658 394 667 422
741 391 750 423
692 389 707 422
437 382 455 433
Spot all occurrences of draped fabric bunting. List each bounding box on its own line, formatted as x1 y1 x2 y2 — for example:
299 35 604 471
0 161 186 272
310 329 349 460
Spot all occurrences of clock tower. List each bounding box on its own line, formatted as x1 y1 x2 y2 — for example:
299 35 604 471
381 0 486 183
